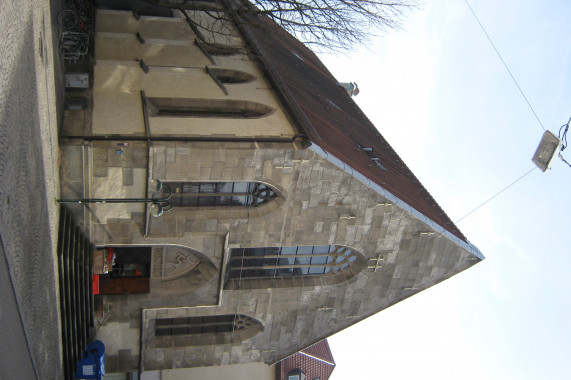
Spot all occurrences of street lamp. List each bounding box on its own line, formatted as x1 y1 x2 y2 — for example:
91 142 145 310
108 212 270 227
58 180 173 217
531 130 563 172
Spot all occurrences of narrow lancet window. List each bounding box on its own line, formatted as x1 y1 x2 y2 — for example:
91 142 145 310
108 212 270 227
147 98 274 118
162 181 277 208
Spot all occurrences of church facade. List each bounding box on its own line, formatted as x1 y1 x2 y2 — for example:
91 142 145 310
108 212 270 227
58 1 483 374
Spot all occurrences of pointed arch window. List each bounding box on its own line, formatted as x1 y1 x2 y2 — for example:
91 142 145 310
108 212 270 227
154 314 263 346
147 97 275 118
226 245 358 280
155 314 258 336
207 68 256 84
162 181 277 208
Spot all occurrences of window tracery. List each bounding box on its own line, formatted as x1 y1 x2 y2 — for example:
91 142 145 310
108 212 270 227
162 181 277 208
226 245 358 280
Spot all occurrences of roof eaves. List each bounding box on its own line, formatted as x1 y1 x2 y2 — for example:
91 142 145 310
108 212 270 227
220 0 470 242
298 352 335 367
270 337 333 366
309 144 484 259
302 339 336 366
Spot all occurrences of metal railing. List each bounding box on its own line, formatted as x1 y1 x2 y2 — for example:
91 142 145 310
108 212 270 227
57 205 94 380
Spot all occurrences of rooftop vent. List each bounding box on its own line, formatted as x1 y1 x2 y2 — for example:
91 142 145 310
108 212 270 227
339 82 360 96
371 157 387 170
326 99 341 110
291 51 304 61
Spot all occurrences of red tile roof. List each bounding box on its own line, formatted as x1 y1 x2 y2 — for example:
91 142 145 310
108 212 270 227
237 14 466 241
302 340 335 365
278 340 336 380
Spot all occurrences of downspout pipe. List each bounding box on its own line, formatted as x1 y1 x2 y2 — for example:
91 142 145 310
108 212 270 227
61 133 311 145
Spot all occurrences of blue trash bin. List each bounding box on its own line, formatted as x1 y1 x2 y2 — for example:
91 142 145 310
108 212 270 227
76 340 106 379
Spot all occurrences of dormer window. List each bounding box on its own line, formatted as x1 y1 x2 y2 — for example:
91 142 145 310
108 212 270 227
287 369 306 380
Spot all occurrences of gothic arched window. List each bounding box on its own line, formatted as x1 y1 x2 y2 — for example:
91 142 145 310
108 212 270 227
163 181 277 208
155 314 258 336
147 97 274 118
226 245 358 280
154 314 263 347
208 68 256 84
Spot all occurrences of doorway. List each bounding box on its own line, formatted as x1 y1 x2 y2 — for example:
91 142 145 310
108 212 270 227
97 247 151 295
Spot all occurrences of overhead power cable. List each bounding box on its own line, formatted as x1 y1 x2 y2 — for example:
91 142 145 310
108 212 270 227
559 154 571 169
558 117 570 151
376 3 565 271
558 117 571 168
463 0 546 132
455 166 537 224
386 165 538 271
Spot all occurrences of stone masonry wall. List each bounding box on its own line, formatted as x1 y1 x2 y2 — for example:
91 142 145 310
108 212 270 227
84 139 479 372
83 8 482 374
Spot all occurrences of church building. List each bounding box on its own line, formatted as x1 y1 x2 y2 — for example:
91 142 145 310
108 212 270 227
58 0 483 375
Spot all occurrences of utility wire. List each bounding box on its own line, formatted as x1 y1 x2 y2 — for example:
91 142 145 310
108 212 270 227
385 166 538 272
463 0 546 132
558 117 570 168
465 2 570 170
558 117 570 150
455 166 537 224
559 154 571 169
448 117 571 231
399 116 571 267
375 4 567 269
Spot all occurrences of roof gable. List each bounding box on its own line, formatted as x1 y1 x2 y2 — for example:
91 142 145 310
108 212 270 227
236 13 466 241
279 340 336 380
302 340 335 365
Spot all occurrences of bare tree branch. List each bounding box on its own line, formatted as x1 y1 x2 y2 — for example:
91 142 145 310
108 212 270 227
143 0 418 52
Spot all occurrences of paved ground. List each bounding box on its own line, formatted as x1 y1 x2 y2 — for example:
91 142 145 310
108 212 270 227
0 0 64 378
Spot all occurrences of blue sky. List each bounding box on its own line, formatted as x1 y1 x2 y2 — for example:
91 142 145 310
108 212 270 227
320 1 571 378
